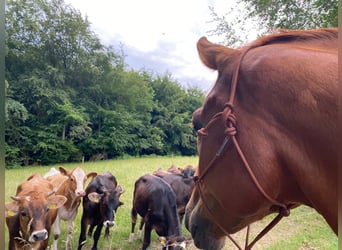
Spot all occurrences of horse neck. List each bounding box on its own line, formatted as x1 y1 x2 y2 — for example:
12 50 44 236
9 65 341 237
234 52 337 228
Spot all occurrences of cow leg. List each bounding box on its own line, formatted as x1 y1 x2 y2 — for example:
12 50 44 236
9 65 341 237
179 213 184 225
77 215 88 250
129 207 137 242
88 224 95 237
142 222 152 250
51 214 61 250
65 219 75 250
91 224 103 250
138 218 144 239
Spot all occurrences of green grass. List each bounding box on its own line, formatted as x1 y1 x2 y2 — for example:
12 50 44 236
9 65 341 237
5 156 337 249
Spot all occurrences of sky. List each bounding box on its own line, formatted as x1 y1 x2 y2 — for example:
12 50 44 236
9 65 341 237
63 0 254 91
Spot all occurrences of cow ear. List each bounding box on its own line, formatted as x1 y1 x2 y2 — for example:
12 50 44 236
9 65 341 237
116 185 125 196
59 166 68 176
88 192 102 203
47 195 67 209
5 202 19 217
87 172 97 179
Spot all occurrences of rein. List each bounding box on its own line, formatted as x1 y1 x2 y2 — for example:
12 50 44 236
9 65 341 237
194 46 292 249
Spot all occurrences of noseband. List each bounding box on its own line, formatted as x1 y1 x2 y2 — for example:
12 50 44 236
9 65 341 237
194 46 292 249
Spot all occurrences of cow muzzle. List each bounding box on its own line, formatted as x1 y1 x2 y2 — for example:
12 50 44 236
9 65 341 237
29 229 48 242
103 220 115 228
75 189 86 197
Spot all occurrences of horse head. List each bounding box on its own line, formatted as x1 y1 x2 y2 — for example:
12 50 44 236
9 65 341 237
185 29 338 249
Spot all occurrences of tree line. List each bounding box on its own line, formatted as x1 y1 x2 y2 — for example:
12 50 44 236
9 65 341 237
5 0 205 167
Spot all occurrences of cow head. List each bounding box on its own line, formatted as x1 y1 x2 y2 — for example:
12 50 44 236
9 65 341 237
88 185 124 230
59 167 97 197
159 235 191 250
5 192 66 243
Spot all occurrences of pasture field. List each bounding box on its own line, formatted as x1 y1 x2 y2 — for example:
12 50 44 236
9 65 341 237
5 156 337 249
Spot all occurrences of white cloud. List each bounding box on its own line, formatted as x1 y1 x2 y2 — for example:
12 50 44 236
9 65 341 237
64 0 241 90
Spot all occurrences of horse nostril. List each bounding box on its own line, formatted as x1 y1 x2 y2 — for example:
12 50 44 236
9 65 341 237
192 109 204 131
192 118 202 132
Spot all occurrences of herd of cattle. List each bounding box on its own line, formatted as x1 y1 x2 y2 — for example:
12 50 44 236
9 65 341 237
5 164 196 250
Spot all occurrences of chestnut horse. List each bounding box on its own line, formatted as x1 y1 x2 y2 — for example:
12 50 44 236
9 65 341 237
185 28 337 250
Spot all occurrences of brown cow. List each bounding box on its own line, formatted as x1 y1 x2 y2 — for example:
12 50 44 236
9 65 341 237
5 174 67 250
167 165 196 178
44 166 97 250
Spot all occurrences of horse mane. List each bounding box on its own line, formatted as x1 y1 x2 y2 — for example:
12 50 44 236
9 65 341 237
197 28 337 71
244 28 337 49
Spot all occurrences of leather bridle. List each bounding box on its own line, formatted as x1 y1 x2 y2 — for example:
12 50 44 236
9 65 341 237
193 46 293 249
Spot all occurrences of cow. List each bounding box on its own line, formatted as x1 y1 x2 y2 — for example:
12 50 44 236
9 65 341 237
129 174 186 250
167 165 196 178
134 166 195 240
77 171 124 250
5 173 67 250
153 168 195 224
43 166 97 250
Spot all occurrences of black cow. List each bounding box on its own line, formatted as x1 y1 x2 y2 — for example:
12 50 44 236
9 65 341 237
129 174 186 250
153 168 195 224
77 172 124 250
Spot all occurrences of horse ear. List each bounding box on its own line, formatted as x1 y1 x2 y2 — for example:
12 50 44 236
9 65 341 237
197 36 238 71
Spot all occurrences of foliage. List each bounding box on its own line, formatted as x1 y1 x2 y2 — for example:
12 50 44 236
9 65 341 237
5 0 205 167
208 0 338 47
241 0 338 29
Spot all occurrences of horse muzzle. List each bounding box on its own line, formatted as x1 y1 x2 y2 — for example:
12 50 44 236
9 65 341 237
185 196 226 250
192 107 205 131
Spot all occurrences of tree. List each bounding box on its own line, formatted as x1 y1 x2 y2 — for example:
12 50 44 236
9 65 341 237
150 75 204 155
208 0 338 47
5 0 109 165
241 0 338 29
5 0 205 166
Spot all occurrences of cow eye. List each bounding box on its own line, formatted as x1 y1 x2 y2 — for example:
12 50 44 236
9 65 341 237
20 211 27 217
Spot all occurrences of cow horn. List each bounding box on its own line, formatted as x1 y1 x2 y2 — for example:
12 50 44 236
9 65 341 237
10 196 21 202
47 188 57 197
